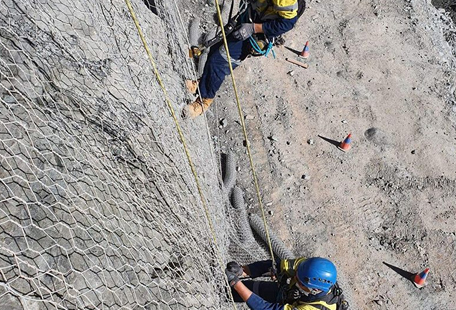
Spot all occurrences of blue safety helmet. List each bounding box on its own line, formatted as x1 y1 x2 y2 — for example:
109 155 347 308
296 257 337 293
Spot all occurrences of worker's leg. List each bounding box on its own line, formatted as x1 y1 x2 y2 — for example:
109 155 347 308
198 39 244 99
183 40 245 119
231 280 280 303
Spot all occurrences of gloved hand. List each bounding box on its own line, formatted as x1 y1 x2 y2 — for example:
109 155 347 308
225 269 240 287
225 261 243 287
232 23 255 41
227 261 243 276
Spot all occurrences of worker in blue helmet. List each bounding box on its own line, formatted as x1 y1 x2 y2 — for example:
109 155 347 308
225 257 349 310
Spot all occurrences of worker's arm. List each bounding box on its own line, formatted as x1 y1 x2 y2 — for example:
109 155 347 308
253 23 263 34
232 281 285 310
244 258 302 279
233 15 296 41
244 259 279 278
260 16 298 38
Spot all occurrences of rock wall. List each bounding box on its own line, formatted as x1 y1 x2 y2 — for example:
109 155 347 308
0 0 233 308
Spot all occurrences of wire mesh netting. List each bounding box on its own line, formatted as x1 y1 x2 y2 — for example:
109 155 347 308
0 0 272 309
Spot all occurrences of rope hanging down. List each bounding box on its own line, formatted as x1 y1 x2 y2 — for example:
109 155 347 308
123 0 237 308
213 0 278 272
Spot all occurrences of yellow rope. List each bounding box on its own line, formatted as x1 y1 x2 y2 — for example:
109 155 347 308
123 0 237 307
212 0 277 269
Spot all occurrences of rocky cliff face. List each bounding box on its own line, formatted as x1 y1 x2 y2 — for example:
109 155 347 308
1 0 456 309
0 0 233 309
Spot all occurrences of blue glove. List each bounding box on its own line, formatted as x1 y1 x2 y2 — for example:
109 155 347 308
232 23 254 41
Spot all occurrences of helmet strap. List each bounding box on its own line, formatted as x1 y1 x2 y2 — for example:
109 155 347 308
295 282 310 296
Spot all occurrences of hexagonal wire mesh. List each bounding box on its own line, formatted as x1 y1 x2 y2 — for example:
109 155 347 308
0 0 271 309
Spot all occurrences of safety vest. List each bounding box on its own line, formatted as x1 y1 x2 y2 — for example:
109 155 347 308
279 258 338 310
251 0 299 20
284 300 337 310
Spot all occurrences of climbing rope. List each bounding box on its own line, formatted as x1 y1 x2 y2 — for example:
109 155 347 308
249 37 276 58
213 0 278 272
123 0 237 308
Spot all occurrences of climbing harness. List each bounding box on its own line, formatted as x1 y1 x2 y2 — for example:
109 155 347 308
189 0 287 59
190 0 305 59
189 0 250 59
240 1 277 58
245 0 307 58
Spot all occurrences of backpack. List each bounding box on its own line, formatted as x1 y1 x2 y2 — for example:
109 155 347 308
250 0 306 21
331 283 350 310
304 283 350 310
283 282 350 310
297 0 306 20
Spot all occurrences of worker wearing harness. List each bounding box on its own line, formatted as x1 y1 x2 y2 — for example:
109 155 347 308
225 257 349 310
183 0 301 119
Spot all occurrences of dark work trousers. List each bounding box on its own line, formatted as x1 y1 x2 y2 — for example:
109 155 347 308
198 39 246 99
231 280 281 303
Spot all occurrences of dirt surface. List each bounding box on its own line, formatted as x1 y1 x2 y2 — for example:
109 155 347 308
179 0 456 309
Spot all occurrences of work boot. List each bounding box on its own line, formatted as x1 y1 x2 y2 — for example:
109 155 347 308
182 97 214 119
185 80 199 94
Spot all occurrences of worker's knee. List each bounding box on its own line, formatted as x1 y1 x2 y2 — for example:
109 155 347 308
217 45 242 69
206 40 243 69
